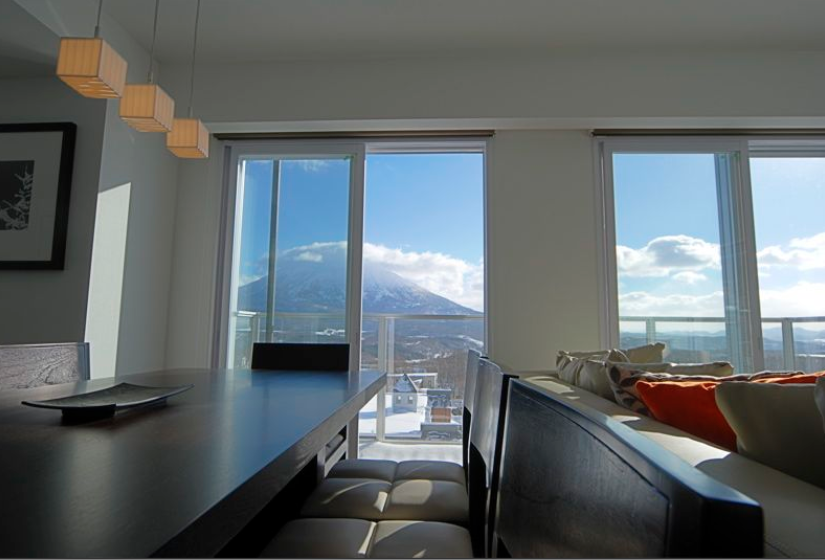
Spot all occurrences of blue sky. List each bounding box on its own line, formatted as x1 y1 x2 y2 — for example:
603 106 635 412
613 154 825 321
237 153 484 310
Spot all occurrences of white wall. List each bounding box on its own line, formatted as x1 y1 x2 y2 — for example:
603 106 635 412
95 103 179 376
487 131 603 370
10 0 181 376
160 48 825 372
0 77 106 345
164 138 224 369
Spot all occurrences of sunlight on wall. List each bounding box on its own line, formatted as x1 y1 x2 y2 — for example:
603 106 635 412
85 182 131 379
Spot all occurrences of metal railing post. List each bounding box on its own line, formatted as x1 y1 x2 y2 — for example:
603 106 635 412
781 318 796 371
248 313 262 367
376 317 390 442
645 318 657 345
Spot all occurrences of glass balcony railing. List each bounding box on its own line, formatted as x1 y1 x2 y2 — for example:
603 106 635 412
620 315 825 372
231 311 484 444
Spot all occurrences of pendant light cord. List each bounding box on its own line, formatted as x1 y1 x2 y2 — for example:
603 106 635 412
147 0 161 83
94 0 104 37
188 0 202 118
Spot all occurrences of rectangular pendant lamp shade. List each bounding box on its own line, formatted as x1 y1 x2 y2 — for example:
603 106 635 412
119 84 175 132
56 38 127 98
167 118 210 158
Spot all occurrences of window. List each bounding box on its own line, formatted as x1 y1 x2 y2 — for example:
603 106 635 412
222 139 486 449
750 152 825 372
601 137 825 373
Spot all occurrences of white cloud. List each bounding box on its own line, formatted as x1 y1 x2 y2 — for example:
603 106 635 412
363 243 484 312
296 251 323 262
619 282 825 319
617 235 720 278
284 160 331 172
619 290 725 317
759 282 825 318
757 231 825 270
672 271 707 284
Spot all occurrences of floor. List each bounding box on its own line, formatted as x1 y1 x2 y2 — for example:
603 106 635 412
358 440 462 464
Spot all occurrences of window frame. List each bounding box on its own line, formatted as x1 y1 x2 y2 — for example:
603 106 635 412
216 137 490 372
596 135 825 372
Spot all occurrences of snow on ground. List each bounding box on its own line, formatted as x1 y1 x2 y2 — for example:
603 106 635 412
359 394 459 439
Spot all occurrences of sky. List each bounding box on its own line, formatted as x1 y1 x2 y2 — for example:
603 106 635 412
237 153 485 311
613 153 825 327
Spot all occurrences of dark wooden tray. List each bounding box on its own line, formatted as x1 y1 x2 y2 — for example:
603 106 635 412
22 382 193 420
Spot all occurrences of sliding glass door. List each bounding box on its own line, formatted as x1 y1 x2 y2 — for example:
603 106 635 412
602 137 825 374
602 139 761 373
222 139 487 453
225 145 365 370
750 152 825 372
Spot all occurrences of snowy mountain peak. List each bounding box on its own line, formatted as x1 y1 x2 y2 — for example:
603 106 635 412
238 242 481 315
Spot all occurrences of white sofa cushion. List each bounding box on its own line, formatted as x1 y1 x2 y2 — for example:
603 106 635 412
523 375 825 558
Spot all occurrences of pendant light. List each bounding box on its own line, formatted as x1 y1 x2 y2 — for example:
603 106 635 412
167 0 209 159
119 0 175 132
56 0 127 98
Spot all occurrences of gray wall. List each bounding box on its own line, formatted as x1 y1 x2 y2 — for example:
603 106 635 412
0 77 106 345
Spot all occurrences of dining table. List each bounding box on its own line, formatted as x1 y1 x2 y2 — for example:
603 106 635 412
0 367 385 558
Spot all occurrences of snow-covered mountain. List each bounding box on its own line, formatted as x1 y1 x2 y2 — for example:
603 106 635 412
237 243 480 315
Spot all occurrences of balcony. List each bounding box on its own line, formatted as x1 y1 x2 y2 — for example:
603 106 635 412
231 311 484 452
620 315 825 372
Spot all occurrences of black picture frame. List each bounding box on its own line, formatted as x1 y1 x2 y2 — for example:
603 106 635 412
0 122 76 270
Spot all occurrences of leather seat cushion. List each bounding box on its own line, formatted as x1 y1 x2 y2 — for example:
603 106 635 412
300 478 391 520
260 518 376 558
394 460 466 485
328 458 466 484
328 459 398 482
382 479 469 525
370 521 473 559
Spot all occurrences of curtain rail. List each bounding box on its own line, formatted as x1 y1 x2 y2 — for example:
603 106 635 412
214 130 495 140
591 129 825 137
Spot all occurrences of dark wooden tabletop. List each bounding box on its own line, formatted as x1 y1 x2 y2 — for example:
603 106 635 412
0 368 385 558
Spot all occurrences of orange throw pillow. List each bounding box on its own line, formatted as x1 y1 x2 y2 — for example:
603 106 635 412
635 380 737 450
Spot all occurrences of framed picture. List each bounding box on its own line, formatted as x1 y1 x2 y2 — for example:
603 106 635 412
0 123 76 270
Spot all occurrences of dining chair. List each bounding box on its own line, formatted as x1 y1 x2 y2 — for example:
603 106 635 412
492 379 763 558
251 342 350 371
0 342 90 390
463 349 484 479
325 349 482 488
467 357 514 558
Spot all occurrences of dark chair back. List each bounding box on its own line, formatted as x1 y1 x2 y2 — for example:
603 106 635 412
467 357 513 558
493 379 764 558
462 349 483 475
0 342 90 390
251 343 350 371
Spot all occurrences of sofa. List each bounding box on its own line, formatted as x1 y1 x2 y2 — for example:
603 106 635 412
518 373 825 558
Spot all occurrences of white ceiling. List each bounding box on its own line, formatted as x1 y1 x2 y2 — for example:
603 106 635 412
101 0 825 65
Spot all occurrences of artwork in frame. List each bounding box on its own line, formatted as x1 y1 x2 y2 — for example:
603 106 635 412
0 123 76 270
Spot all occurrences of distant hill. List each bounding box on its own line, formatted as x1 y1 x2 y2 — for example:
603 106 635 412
237 242 481 316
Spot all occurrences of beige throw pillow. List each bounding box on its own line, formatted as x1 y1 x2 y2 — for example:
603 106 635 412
815 378 825 435
556 349 627 385
578 360 669 400
716 382 825 489
623 342 666 364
